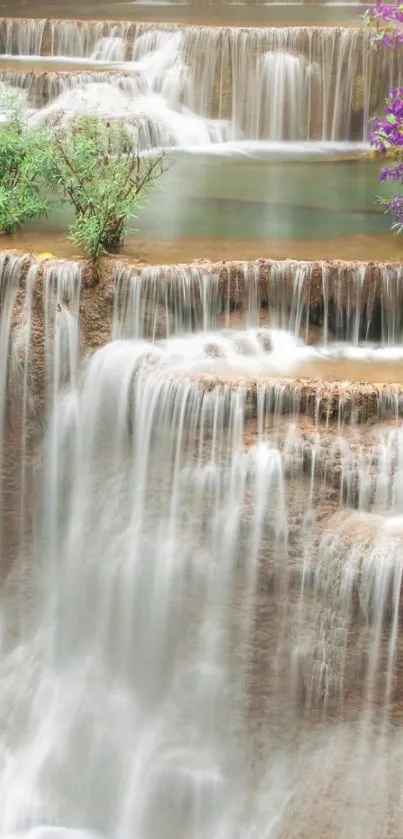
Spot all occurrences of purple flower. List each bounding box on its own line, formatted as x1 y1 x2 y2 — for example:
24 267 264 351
380 162 403 182
365 3 403 235
364 1 403 48
382 194 403 226
371 89 403 151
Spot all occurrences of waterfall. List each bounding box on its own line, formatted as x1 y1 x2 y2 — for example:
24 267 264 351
2 254 403 353
0 70 150 110
49 22 132 59
1 315 403 834
249 51 319 140
113 265 221 339
0 257 83 572
110 259 403 345
43 260 82 408
0 19 46 56
1 21 402 142
0 0 403 821
90 36 126 63
0 254 402 833
0 255 27 565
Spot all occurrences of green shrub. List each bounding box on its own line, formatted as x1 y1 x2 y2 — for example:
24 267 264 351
0 92 49 234
43 117 165 259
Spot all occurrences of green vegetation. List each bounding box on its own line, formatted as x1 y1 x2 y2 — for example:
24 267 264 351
0 98 165 259
0 93 48 234
42 118 164 259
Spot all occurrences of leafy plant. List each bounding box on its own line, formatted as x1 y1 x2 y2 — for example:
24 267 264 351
371 87 403 233
43 117 165 259
0 90 49 234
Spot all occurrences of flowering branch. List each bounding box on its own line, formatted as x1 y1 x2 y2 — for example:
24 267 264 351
363 0 403 47
364 3 403 234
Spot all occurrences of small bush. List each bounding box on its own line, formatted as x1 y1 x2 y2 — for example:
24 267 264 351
43 117 165 259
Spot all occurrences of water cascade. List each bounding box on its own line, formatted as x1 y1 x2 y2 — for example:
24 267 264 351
250 51 319 140
113 259 403 343
0 22 402 142
0 254 402 836
0 0 402 830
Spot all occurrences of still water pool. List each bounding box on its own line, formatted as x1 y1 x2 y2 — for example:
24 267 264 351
9 146 401 263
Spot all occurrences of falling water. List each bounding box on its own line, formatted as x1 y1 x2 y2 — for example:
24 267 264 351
111 260 403 345
90 37 126 63
0 0 401 821
49 22 131 60
1 21 402 142
0 19 46 56
0 255 402 836
0 255 28 563
113 265 221 339
249 51 319 140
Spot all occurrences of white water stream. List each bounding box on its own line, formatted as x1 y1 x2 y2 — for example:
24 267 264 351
0 257 400 837
0 23 402 143
0 325 403 838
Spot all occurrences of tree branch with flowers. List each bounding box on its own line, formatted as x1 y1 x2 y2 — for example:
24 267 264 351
363 1 403 234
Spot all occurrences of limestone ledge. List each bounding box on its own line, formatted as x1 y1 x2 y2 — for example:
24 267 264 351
187 373 403 421
3 249 403 311
245 414 399 493
2 250 403 420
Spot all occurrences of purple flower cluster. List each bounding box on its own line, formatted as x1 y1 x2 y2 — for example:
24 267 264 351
380 162 403 182
381 195 403 230
363 0 403 47
365 3 403 234
371 88 403 151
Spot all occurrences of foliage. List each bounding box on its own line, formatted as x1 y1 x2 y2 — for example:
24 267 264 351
364 3 403 233
0 90 49 234
42 117 164 259
0 93 165 259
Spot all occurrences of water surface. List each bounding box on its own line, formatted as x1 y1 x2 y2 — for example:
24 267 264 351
0 1 365 27
10 148 401 263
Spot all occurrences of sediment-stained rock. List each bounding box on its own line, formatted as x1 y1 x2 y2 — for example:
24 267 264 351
187 373 403 422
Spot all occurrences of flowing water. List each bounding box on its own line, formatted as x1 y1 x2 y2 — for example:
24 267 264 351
1 21 401 143
0 1 403 837
9 150 392 259
0 255 402 838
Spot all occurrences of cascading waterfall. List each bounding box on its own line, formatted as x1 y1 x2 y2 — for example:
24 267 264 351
0 71 149 110
113 265 221 339
0 19 46 56
0 0 401 824
249 51 319 140
90 36 127 63
43 260 82 408
0 257 83 569
50 22 131 60
0 254 28 564
0 255 402 835
0 22 402 142
112 260 403 344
